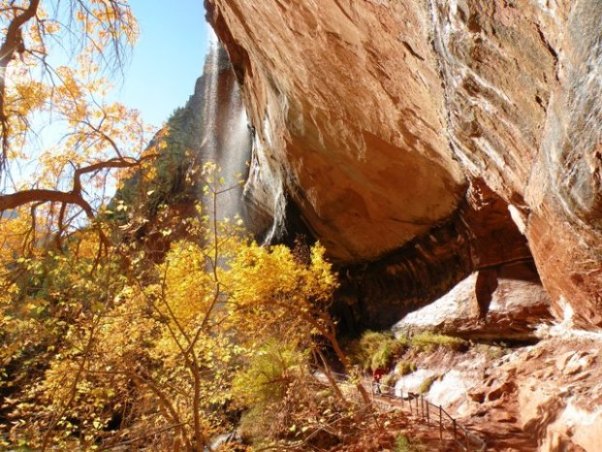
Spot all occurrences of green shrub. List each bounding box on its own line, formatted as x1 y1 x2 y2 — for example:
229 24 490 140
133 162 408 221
418 375 439 394
347 331 405 371
370 339 406 371
359 331 390 357
410 332 466 352
234 340 310 443
381 372 397 391
395 434 411 452
395 360 417 376
232 339 306 408
473 343 508 360
394 434 424 452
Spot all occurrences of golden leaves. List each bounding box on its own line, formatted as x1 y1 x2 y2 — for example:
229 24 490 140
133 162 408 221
1 1 147 226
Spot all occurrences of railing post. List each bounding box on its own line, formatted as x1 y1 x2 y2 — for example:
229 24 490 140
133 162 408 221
426 400 430 424
453 419 457 440
408 394 412 414
439 405 443 441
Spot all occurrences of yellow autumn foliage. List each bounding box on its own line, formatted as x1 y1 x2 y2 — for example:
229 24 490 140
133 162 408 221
0 193 344 450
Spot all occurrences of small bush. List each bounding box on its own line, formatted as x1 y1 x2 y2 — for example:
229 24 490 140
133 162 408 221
347 331 408 371
381 372 397 391
473 343 508 360
418 375 439 394
234 340 321 444
394 434 424 452
395 434 412 452
396 334 410 347
232 340 306 408
370 339 407 371
410 332 467 352
395 360 417 376
359 331 391 358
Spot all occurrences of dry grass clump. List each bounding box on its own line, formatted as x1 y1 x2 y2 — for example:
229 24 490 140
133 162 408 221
410 332 467 352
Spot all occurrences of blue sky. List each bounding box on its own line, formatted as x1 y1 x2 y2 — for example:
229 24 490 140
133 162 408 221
116 0 211 127
7 2 211 188
6 1 210 190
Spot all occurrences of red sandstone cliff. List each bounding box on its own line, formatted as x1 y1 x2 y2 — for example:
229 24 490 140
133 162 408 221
204 0 602 329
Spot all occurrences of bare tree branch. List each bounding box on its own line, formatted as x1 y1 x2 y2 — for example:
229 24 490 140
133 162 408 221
0 154 158 247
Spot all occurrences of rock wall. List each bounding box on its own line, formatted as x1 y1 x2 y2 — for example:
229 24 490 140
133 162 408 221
205 0 602 328
469 336 602 451
205 0 467 262
431 0 602 328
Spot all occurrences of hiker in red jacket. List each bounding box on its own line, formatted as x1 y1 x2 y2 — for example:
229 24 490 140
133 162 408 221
372 368 385 395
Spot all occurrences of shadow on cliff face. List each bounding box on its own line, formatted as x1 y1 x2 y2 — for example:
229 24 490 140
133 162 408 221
331 179 542 335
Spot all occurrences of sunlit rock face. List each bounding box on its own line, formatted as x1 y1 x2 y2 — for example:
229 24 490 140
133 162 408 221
206 0 602 327
392 262 553 342
205 0 467 261
469 337 602 451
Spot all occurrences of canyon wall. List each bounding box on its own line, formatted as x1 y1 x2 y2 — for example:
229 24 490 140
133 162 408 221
204 0 602 328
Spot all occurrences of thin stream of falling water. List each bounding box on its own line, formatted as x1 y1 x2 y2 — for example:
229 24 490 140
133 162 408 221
246 132 287 246
219 80 251 220
198 29 252 222
200 30 220 164
196 28 285 243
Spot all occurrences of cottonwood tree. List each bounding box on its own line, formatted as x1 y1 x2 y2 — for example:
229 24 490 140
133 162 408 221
0 165 348 450
0 0 154 250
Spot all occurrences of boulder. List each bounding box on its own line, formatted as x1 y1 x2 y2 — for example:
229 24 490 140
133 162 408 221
393 262 553 341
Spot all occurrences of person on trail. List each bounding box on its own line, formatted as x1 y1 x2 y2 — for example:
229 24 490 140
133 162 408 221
372 368 385 395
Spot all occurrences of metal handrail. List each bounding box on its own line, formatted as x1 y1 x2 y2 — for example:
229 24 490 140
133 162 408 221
322 371 486 451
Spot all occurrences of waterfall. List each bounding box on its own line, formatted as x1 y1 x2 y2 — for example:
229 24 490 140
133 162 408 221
198 29 252 222
193 28 288 243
